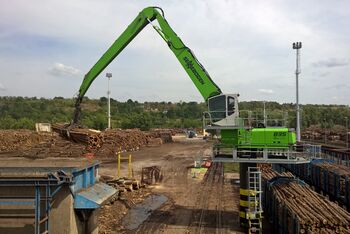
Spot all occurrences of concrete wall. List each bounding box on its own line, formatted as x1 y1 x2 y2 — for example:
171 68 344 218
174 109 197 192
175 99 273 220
87 209 99 234
50 186 81 234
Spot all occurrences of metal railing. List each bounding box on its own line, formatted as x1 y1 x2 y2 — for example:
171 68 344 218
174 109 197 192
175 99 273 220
212 144 320 163
202 111 244 127
203 110 288 128
302 144 322 158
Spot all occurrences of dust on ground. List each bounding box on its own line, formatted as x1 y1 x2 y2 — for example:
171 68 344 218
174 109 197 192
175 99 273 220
98 135 244 234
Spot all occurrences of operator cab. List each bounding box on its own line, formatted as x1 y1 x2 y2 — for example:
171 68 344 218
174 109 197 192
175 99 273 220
206 94 240 126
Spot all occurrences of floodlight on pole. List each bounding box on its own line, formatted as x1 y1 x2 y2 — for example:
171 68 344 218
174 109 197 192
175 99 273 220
346 117 348 149
293 42 302 142
263 101 266 126
106 73 112 129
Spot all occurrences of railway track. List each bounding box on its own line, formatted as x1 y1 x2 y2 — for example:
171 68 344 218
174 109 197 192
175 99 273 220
215 163 223 234
193 162 224 234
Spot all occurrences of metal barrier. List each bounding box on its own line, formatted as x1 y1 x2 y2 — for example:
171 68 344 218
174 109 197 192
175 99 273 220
203 110 288 128
212 145 315 164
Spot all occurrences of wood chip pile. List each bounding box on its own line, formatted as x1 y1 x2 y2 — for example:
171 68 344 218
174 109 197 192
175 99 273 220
261 166 350 234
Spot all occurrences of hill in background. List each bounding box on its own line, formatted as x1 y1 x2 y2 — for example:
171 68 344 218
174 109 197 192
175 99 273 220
0 96 349 131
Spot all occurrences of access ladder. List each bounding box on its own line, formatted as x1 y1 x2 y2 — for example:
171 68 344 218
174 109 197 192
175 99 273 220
247 167 263 233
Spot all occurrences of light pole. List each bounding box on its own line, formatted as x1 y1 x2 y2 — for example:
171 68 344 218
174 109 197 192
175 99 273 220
293 42 302 142
323 119 327 144
346 117 348 149
106 73 112 129
263 101 267 127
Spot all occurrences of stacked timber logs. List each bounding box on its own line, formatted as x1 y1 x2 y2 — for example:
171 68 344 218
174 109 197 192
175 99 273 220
147 129 173 143
0 130 52 152
52 124 174 153
0 133 86 158
95 129 150 157
280 159 350 210
317 162 350 178
259 164 294 179
51 125 175 150
52 123 103 150
0 127 174 158
150 128 182 136
21 138 86 158
261 167 350 233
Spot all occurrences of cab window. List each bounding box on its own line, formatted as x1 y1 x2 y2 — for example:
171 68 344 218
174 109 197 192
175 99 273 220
227 96 235 116
208 95 226 120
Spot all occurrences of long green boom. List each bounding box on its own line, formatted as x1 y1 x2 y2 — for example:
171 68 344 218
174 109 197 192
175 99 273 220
73 6 221 124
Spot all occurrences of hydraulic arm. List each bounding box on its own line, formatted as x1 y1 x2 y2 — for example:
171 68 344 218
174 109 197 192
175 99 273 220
72 6 222 124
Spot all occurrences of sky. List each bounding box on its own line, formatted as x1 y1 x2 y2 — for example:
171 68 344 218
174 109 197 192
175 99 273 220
0 0 349 104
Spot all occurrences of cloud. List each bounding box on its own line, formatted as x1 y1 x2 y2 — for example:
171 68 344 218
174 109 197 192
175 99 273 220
313 58 350 68
49 63 81 77
258 89 274 94
1 1 350 104
319 72 330 77
328 84 350 90
0 82 6 91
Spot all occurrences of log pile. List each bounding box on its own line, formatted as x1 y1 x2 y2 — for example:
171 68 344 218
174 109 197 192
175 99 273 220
52 123 103 150
51 124 174 154
147 129 173 143
95 129 150 157
12 134 86 158
0 127 174 158
259 164 294 180
0 130 51 152
317 162 350 178
302 124 348 143
261 167 350 233
151 128 183 136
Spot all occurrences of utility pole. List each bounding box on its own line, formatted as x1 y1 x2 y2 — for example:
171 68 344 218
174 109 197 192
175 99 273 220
106 73 112 129
293 42 302 142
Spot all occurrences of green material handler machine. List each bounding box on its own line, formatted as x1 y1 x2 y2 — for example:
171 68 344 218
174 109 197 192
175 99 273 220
68 6 311 232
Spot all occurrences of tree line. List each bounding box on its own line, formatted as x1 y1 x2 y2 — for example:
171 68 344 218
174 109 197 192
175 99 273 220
0 96 349 131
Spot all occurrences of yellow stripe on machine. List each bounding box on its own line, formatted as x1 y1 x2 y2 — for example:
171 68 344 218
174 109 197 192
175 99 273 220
240 200 259 207
240 188 260 196
239 211 263 219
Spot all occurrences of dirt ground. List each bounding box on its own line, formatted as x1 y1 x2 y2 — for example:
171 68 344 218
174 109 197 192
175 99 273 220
98 135 245 234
